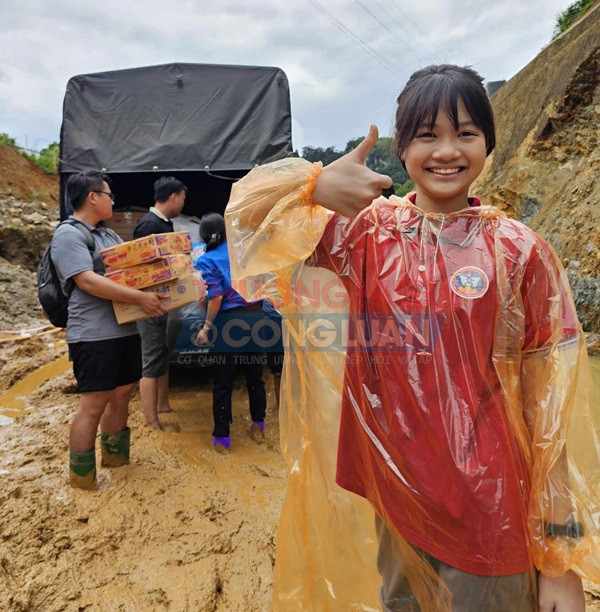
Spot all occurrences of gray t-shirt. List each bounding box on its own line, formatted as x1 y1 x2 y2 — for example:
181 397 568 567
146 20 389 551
51 218 138 343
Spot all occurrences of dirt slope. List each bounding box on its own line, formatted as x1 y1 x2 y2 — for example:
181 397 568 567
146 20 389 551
0 144 59 204
474 2 600 332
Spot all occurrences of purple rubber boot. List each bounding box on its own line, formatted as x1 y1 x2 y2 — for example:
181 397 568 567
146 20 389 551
248 421 265 444
213 436 231 453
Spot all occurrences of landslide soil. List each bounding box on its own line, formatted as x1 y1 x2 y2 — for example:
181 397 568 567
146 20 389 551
0 143 59 204
0 342 286 611
473 3 600 333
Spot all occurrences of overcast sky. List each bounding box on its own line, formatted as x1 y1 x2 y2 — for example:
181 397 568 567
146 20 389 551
0 0 571 154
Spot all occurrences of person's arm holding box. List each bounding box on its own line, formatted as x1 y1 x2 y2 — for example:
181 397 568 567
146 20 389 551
51 224 167 318
73 270 167 316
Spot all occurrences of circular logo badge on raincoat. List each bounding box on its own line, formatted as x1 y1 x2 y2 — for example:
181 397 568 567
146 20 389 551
450 266 489 299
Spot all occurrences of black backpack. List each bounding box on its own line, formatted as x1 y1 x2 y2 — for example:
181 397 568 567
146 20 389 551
37 219 96 328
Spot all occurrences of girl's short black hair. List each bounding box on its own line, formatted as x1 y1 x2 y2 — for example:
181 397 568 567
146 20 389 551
394 65 496 161
198 212 226 251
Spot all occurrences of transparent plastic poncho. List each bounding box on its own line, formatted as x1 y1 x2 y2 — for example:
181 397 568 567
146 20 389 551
224 158 600 611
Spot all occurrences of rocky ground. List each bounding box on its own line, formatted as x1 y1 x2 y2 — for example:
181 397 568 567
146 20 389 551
0 195 58 330
0 256 47 329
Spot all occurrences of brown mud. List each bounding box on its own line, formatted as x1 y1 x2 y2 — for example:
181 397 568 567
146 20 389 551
1 335 599 610
0 338 286 611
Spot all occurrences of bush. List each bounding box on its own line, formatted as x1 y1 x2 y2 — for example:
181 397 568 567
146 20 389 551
0 132 58 174
36 142 59 174
0 132 16 146
552 0 597 39
395 180 414 198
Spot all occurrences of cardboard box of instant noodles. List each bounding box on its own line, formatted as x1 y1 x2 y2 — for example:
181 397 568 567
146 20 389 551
100 231 192 271
105 254 194 290
112 273 199 324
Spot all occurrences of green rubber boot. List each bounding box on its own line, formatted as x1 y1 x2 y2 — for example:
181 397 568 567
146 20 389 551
100 427 130 467
69 449 96 490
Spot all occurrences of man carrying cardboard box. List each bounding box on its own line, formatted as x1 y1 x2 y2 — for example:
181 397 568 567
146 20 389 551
133 177 188 429
51 172 168 490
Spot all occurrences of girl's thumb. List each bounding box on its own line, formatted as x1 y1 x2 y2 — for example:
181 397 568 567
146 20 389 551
350 124 379 164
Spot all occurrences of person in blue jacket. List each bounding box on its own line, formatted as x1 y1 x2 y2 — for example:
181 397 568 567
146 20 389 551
193 213 267 452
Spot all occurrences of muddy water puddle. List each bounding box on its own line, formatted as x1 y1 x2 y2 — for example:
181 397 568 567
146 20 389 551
1 351 598 427
0 352 70 423
0 350 284 515
0 361 285 611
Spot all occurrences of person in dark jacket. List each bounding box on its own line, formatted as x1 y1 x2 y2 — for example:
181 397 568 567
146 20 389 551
133 176 187 429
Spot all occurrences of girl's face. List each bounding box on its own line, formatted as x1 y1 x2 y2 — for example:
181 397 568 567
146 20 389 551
402 99 487 214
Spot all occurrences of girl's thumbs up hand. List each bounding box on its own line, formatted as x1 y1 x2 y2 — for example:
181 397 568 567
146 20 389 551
311 125 393 217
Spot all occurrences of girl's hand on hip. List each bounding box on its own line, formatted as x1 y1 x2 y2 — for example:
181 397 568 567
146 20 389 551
311 124 393 217
538 570 585 612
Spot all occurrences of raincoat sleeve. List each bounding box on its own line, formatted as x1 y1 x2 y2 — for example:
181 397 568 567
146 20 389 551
226 158 379 308
225 158 331 303
520 237 600 579
225 158 386 611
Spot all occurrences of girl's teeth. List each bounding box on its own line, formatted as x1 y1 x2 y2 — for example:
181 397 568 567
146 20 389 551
430 168 461 175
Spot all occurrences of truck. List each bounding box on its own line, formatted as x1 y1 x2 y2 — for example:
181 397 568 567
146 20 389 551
59 62 294 363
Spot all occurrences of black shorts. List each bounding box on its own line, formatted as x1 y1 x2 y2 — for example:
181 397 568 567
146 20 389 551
69 335 142 393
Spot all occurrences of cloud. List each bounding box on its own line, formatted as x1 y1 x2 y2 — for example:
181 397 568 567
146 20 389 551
0 0 572 150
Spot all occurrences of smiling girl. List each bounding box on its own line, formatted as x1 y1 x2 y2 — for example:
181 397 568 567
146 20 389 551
224 65 599 611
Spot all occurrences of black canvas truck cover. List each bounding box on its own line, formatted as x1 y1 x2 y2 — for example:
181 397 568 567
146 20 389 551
59 62 294 217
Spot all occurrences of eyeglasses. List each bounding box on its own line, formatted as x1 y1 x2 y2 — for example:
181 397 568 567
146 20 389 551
92 190 115 202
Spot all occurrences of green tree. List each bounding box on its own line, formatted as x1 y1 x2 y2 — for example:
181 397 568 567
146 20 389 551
301 145 344 166
343 135 409 185
302 135 409 192
36 142 59 174
395 180 414 197
552 0 597 39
